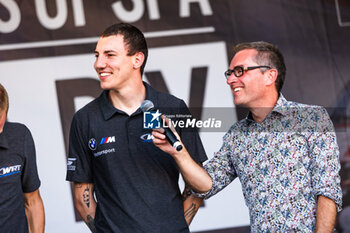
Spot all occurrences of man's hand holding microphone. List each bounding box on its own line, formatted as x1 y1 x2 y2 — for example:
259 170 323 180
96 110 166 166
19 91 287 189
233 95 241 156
141 100 212 193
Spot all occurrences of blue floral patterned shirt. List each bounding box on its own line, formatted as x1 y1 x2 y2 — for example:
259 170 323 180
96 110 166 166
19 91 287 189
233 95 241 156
197 95 342 232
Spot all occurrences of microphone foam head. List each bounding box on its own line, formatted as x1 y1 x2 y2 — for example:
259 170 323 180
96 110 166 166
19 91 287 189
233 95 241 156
141 100 154 112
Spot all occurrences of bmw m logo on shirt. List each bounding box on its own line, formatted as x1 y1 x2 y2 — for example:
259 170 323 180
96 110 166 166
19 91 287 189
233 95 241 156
88 136 116 151
0 165 21 178
100 136 115 144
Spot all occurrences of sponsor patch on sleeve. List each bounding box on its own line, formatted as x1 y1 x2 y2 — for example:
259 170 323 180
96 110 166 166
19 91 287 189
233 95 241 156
67 158 77 171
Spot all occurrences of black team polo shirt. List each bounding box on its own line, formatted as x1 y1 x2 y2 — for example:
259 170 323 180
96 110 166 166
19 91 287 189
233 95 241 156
66 82 207 233
0 122 41 233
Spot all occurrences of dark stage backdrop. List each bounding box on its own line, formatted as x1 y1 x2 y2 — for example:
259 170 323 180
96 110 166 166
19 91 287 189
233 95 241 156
1 0 349 232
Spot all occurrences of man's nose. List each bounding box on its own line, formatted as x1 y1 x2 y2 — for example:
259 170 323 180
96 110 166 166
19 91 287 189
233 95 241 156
94 56 106 69
226 73 238 85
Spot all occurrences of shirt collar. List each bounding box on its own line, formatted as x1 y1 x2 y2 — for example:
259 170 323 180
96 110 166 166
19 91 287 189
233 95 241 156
144 81 158 107
271 93 289 116
245 93 288 123
0 126 9 149
99 81 158 120
99 90 119 120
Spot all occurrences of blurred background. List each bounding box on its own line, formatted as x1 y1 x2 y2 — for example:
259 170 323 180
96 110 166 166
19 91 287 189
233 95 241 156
0 0 349 232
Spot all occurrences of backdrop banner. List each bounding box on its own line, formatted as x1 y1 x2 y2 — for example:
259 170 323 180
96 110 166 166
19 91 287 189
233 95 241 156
1 0 349 232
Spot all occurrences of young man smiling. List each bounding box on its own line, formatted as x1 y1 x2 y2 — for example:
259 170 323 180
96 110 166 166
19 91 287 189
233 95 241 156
66 23 207 232
153 41 342 232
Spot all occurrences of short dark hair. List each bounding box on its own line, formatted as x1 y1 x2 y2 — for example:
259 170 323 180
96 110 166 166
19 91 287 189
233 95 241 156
101 23 148 75
233 41 286 93
0 83 9 115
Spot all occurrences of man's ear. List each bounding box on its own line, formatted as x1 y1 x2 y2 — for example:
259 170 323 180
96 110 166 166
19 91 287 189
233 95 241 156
265 68 278 86
133 52 145 70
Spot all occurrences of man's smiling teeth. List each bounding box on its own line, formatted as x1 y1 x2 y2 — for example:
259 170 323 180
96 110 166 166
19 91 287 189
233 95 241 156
100 73 110 77
234 87 242 92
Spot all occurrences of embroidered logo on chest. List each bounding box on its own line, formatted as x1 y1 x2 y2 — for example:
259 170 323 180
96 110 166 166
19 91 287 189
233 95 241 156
0 165 21 178
99 136 115 144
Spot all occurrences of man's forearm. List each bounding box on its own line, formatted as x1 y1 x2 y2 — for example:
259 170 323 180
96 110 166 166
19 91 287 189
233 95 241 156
73 183 97 233
86 214 96 233
316 195 337 233
168 147 212 193
183 186 203 225
24 190 45 233
152 128 212 193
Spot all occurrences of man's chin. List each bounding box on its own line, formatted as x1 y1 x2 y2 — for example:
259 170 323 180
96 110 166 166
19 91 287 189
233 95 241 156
100 83 111 90
233 98 243 106
233 100 249 108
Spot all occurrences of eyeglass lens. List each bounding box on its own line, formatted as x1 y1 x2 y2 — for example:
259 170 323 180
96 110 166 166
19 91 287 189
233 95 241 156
225 66 244 79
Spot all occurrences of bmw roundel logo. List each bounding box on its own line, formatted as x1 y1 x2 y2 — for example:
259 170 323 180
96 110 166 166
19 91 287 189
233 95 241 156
88 138 97 150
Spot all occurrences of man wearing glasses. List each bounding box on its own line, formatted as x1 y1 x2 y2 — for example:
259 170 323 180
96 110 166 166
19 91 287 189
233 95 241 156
152 41 342 232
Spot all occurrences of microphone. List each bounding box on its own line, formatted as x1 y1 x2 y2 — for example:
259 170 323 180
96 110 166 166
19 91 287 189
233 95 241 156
141 100 183 151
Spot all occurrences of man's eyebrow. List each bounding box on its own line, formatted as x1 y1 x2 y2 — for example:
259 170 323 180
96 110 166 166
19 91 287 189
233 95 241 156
94 50 117 54
104 50 117 54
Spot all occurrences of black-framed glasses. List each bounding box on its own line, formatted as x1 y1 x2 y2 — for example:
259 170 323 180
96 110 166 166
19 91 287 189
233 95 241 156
224 65 271 79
